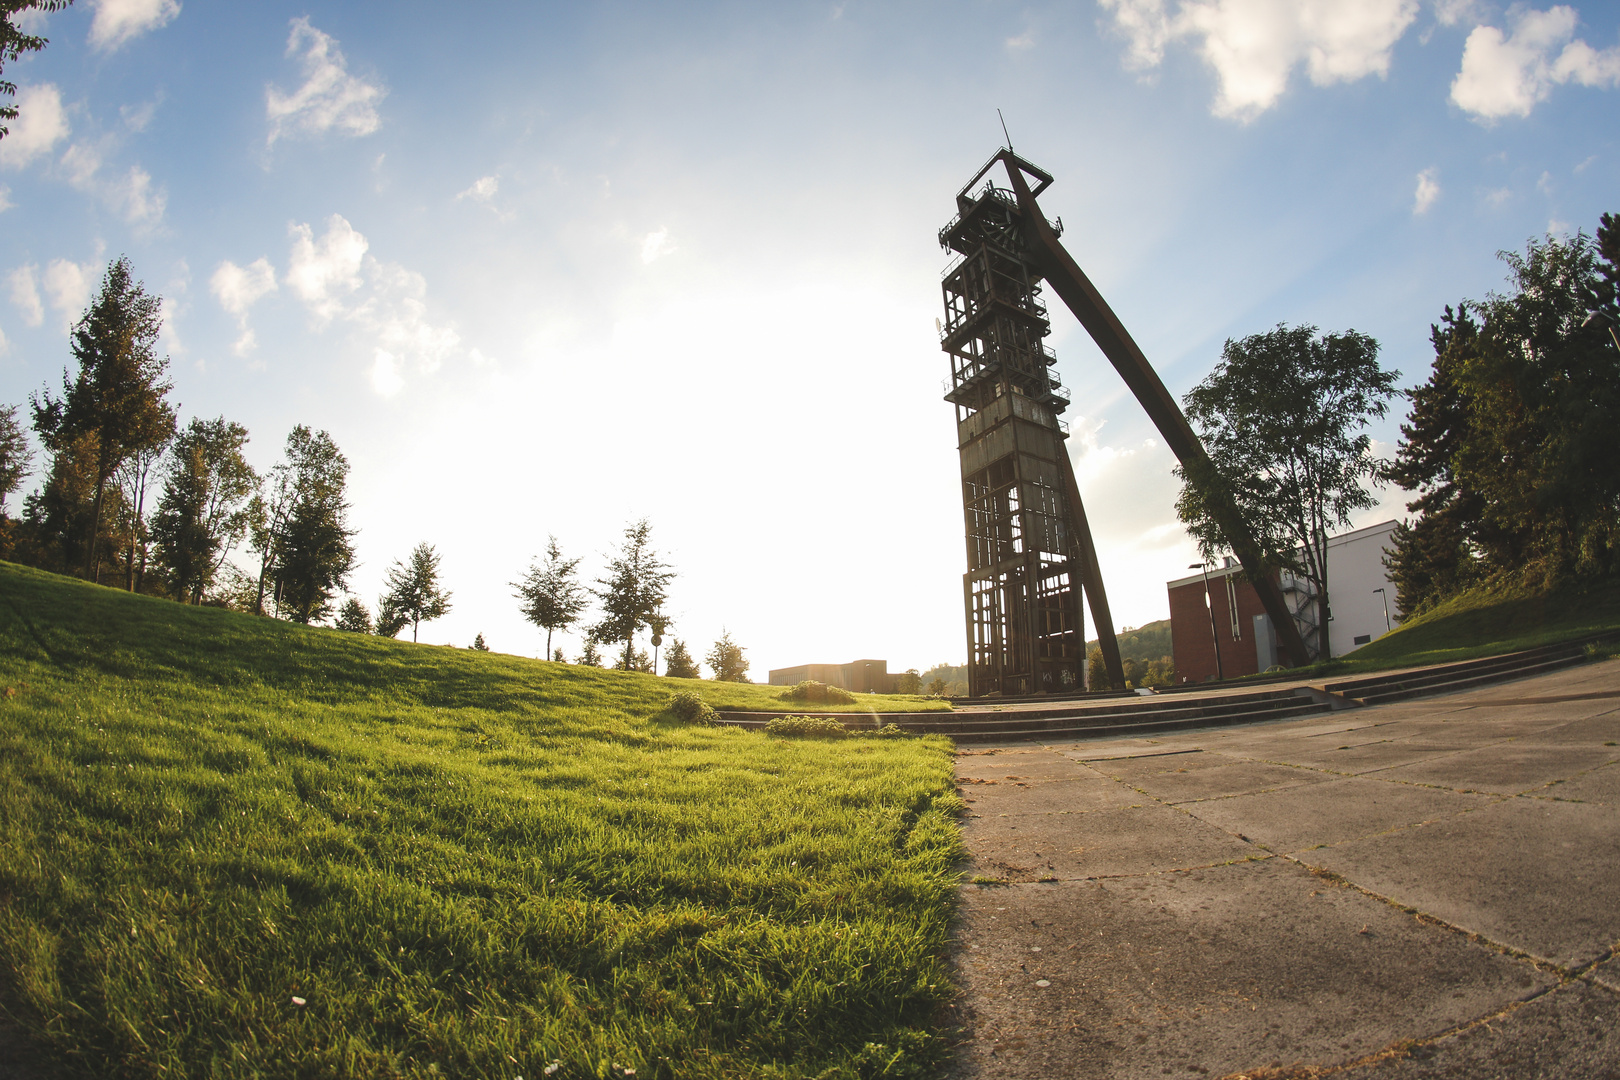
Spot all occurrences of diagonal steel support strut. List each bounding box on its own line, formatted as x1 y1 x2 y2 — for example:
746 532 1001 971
997 151 1313 671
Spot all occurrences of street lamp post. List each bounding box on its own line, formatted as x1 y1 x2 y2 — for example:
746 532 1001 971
1190 562 1225 682
1373 587 1391 633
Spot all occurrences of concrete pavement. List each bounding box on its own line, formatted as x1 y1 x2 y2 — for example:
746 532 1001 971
945 657 1620 1079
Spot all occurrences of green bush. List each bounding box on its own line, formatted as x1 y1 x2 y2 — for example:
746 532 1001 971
765 715 850 738
861 723 912 738
668 690 718 724
780 680 858 705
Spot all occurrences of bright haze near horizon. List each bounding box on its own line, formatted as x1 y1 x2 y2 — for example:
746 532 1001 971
1 0 1616 674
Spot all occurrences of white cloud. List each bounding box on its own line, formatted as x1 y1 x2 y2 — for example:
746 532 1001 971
277 215 466 394
456 175 498 202
1451 6 1620 120
88 0 181 52
7 265 43 327
0 186 11 212
58 140 167 225
1484 185 1512 207
1413 166 1441 213
640 226 677 264
1100 0 1420 120
286 214 367 324
0 84 69 170
1432 0 1486 27
266 18 385 144
1005 32 1036 51
44 258 96 331
350 257 462 378
120 98 159 132
369 349 403 397
210 257 277 317
210 257 277 356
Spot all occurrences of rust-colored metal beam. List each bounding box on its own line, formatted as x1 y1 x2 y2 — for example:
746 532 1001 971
1058 450 1125 689
998 152 1313 670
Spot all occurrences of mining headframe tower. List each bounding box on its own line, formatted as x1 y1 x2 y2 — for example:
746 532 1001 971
938 149 1310 697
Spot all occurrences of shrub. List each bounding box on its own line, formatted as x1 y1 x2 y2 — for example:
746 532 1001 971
780 680 858 705
668 690 718 725
860 723 912 738
764 715 849 738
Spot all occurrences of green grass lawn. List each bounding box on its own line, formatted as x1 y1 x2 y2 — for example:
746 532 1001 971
0 562 962 1079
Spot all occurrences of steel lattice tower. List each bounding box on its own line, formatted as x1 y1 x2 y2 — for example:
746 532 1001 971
938 149 1311 698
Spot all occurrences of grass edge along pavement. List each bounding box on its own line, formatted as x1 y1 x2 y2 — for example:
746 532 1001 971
0 562 963 1080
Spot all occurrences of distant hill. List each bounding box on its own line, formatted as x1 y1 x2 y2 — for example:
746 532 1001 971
1089 618 1173 662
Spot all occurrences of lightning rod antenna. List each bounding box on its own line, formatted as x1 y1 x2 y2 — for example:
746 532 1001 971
998 109 1013 153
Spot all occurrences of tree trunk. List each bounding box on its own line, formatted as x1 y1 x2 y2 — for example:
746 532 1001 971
546 627 553 660
84 470 108 583
413 619 419 643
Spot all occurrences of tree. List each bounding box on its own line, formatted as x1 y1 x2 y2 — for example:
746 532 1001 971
334 596 372 633
266 427 356 623
895 668 922 695
0 403 30 517
471 633 489 651
706 630 749 682
589 519 674 669
1175 325 1397 662
1386 218 1620 609
615 648 652 672
374 594 408 639
149 417 257 604
925 676 947 697
513 535 587 659
663 638 700 679
380 542 452 642
32 257 174 582
551 646 565 663
114 413 174 592
579 640 603 667
1 1 72 141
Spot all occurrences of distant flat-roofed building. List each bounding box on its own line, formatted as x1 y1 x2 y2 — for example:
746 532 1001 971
768 659 896 694
1166 521 1402 684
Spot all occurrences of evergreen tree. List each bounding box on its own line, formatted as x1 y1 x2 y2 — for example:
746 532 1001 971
590 519 675 670
380 542 452 642
471 633 489 651
334 596 372 633
663 638 700 679
1386 216 1620 607
31 257 175 582
513 535 587 659
579 640 603 667
706 630 749 683
150 417 257 604
266 427 356 623
551 646 565 663
1176 324 1397 661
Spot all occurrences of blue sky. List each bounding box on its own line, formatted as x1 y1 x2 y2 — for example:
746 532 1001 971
2 0 1616 673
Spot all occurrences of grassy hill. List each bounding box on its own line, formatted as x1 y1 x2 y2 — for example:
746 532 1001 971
1088 619 1173 663
1330 574 1620 671
0 562 961 1079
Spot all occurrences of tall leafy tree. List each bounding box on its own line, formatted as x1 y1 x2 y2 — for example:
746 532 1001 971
662 638 699 679
706 630 749 683
379 542 452 642
150 417 258 604
0 403 31 517
1385 217 1620 608
1 1 72 141
589 519 674 669
19 431 118 576
512 535 587 659
1176 324 1397 661
31 257 175 582
114 413 175 592
0 403 31 558
333 596 372 634
268 427 356 623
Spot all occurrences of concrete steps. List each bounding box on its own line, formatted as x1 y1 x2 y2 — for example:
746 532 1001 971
713 633 1615 744
1319 639 1597 705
